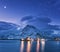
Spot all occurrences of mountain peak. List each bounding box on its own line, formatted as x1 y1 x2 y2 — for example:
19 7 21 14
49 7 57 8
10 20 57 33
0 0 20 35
20 25 40 38
23 25 37 30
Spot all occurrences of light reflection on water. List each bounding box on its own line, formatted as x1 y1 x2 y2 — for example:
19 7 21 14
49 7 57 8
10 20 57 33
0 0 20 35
26 41 32 52
20 41 33 52
20 39 45 52
1 40 60 52
20 41 24 52
36 38 40 52
41 39 45 52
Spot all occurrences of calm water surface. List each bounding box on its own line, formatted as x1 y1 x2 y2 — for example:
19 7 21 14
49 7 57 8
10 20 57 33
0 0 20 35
0 40 60 52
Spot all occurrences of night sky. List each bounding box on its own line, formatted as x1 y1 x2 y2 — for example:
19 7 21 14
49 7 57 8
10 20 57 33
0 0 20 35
0 0 60 33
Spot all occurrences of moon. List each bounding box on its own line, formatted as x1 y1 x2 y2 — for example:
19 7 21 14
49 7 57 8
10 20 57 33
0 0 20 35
4 6 6 9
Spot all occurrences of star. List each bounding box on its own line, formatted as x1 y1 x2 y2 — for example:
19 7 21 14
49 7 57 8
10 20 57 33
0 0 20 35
4 6 6 9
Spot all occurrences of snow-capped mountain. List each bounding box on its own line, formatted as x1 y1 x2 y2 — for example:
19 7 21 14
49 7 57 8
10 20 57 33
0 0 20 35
20 25 41 39
0 21 21 39
0 21 58 39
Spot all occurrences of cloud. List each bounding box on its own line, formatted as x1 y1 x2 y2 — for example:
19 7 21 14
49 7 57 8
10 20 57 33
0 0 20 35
35 17 51 23
21 16 60 35
47 24 60 30
21 16 52 29
21 16 60 31
21 16 33 21
21 16 51 23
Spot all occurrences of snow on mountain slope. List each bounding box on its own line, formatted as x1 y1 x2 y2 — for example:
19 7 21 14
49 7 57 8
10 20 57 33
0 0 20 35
0 21 21 39
0 21 58 39
20 25 40 39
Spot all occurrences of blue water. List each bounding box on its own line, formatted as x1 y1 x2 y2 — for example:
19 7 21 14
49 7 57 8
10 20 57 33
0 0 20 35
0 40 60 52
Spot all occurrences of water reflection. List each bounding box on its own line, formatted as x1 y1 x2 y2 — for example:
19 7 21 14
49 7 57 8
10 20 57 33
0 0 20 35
41 39 45 52
20 39 45 52
20 41 24 52
57 41 60 45
26 41 32 52
0 40 60 52
36 38 40 52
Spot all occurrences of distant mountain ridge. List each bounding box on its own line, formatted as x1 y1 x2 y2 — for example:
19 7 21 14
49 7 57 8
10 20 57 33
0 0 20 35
0 21 20 30
0 21 59 39
0 21 21 39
